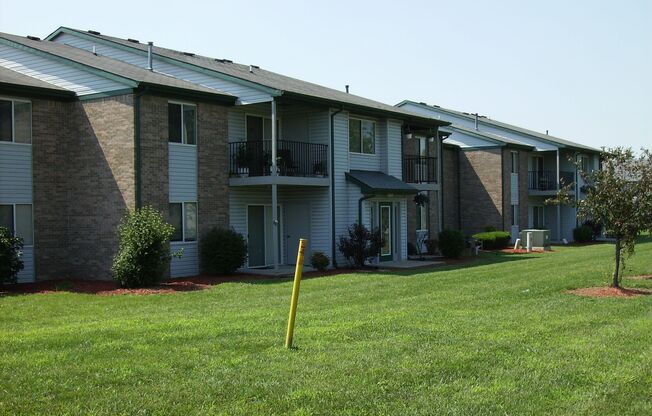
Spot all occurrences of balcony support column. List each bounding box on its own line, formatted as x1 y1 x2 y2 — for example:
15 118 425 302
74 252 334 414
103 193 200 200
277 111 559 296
271 99 279 270
556 149 561 241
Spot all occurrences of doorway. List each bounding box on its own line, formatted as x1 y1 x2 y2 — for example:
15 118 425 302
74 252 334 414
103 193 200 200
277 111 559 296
247 205 282 267
379 202 393 261
285 202 311 265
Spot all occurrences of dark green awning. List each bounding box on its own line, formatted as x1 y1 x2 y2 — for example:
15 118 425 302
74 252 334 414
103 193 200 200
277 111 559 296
345 170 418 195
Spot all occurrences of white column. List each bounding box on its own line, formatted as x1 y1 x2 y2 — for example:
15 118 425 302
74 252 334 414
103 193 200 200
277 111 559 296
556 149 561 241
271 99 279 270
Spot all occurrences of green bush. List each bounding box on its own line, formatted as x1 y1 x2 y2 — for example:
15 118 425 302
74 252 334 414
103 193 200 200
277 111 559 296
573 225 594 243
309 251 330 271
338 223 383 268
0 227 24 286
472 231 511 250
438 229 465 258
201 227 247 275
424 239 439 255
112 206 175 288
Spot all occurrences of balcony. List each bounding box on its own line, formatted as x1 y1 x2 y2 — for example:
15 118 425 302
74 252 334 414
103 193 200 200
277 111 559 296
229 140 329 186
403 156 437 184
528 170 575 191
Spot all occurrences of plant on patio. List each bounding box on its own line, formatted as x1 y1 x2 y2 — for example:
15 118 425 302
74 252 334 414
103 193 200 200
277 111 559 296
472 231 511 250
549 147 652 287
424 238 439 255
338 223 383 268
112 206 176 288
438 229 465 258
0 226 24 286
309 251 330 271
201 227 247 275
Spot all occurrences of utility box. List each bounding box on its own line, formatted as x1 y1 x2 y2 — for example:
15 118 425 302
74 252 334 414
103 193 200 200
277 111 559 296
519 229 551 250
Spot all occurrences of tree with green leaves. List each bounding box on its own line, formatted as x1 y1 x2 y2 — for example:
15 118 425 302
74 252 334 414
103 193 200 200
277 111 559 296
549 147 652 288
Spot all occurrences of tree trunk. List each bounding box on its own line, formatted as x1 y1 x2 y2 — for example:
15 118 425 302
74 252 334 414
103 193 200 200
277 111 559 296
612 238 621 288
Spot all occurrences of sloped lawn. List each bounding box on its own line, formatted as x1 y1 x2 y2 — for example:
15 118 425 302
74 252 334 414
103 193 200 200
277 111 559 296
1 238 651 415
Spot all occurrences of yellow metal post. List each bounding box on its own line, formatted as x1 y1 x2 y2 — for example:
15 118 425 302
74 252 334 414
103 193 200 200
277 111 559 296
285 238 307 348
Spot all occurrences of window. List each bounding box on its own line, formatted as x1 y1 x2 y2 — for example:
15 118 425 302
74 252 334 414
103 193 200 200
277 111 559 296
511 204 519 226
168 103 196 144
511 151 519 174
0 99 32 143
417 192 428 231
245 115 279 140
349 118 375 154
169 202 197 242
580 156 591 173
532 206 545 229
0 204 33 245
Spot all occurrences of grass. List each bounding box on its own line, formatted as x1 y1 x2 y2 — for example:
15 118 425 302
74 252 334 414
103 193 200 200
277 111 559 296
1 238 651 415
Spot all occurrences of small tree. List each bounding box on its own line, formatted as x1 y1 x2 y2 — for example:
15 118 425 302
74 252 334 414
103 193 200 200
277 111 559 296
549 147 652 288
112 206 177 288
0 227 24 286
338 223 383 268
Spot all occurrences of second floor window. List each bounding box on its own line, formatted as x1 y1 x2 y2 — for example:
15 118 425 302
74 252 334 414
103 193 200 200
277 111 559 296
580 156 591 173
168 103 196 145
349 118 375 154
0 98 31 143
511 151 519 174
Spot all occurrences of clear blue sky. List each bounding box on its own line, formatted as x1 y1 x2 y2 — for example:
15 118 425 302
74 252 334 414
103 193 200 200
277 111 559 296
1 0 650 149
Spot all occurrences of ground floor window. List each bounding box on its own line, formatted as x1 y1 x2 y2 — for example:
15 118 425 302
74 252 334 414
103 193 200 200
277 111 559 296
511 204 519 226
0 203 33 245
532 206 545 229
169 202 197 242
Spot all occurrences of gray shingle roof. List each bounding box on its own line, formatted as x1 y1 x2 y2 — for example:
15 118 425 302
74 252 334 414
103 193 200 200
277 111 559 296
346 170 418 194
398 100 601 152
0 32 235 101
48 27 448 126
0 65 73 95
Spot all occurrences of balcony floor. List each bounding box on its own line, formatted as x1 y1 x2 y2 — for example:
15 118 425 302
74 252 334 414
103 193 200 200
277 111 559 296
229 175 330 187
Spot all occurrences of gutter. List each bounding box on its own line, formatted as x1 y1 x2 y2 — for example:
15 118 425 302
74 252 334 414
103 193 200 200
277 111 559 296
358 195 375 224
330 107 343 267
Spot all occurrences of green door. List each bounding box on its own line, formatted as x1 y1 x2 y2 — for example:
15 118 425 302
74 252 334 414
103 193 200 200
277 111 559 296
379 202 393 261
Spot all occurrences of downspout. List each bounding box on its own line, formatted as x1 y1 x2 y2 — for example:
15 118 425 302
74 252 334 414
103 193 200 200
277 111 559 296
457 147 462 230
330 107 343 267
556 149 561 241
501 148 506 231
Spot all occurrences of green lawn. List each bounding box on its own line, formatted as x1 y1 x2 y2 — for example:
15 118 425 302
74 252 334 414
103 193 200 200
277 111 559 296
1 239 651 415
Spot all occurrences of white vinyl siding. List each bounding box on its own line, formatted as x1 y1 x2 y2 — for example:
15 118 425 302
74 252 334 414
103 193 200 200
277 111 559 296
52 32 272 104
386 119 403 178
0 43 126 95
0 141 32 204
170 242 198 277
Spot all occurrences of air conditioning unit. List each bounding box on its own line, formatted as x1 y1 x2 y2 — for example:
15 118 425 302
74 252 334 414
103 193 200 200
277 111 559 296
519 229 551 250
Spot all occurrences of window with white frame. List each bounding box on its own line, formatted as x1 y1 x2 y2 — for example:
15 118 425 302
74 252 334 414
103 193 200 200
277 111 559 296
168 103 196 144
580 155 591 173
0 204 33 245
0 98 32 143
169 202 197 242
417 192 428 231
532 206 545 228
349 118 375 154
511 151 519 174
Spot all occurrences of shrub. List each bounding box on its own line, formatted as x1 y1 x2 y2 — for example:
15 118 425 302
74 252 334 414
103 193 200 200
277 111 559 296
438 229 465 258
483 225 497 232
0 227 24 286
112 206 175 288
309 251 330 271
407 242 417 256
201 227 247 274
338 223 382 268
424 239 439 255
573 225 593 243
582 220 603 240
472 231 511 250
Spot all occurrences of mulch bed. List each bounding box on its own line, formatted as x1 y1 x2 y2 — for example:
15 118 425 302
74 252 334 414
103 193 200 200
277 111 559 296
566 286 652 298
625 274 652 281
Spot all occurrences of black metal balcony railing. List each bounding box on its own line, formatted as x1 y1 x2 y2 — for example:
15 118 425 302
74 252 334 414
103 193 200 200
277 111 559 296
403 156 437 183
528 170 575 191
229 140 328 178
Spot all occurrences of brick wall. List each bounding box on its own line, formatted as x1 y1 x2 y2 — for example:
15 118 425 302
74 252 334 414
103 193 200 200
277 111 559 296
442 146 459 231
459 148 503 235
32 99 73 279
65 95 135 279
139 94 169 214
